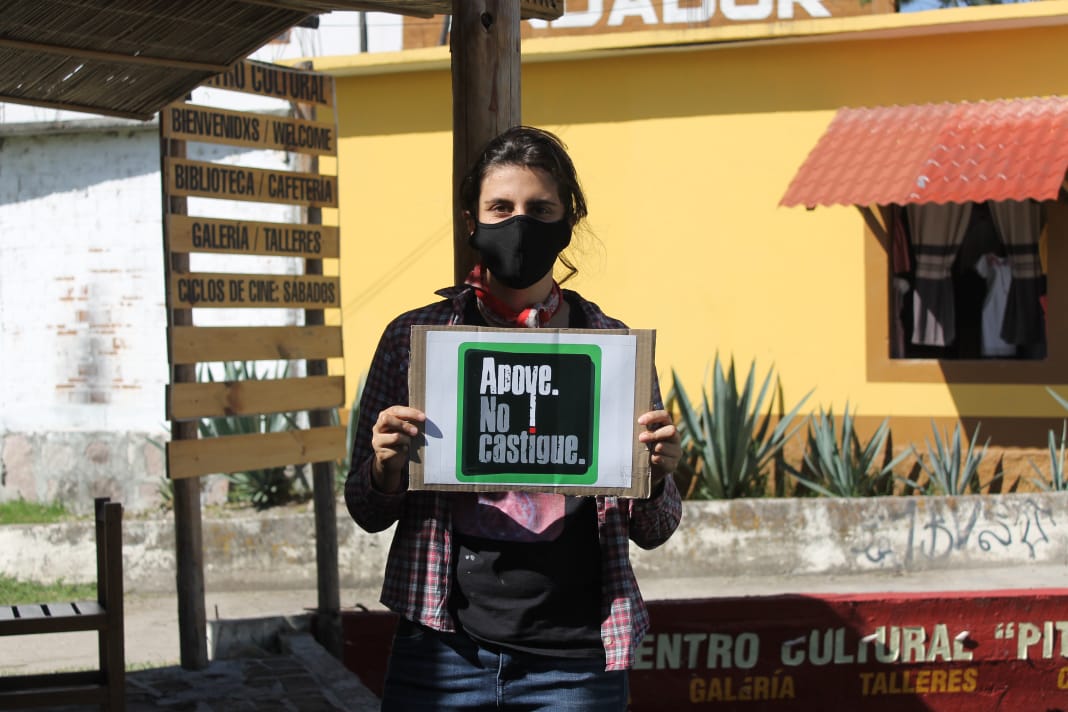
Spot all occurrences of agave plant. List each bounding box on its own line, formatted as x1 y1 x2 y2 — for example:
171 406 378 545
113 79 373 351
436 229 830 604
1029 387 1068 492
906 421 989 496
1029 422 1068 492
793 404 910 497
668 355 811 500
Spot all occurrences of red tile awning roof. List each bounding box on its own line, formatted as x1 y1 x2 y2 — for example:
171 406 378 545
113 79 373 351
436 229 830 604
780 96 1068 209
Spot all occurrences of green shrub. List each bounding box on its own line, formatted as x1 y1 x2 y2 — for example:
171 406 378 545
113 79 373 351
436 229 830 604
0 574 95 605
669 355 810 499
0 499 70 524
1029 422 1068 492
793 404 909 497
1029 387 1068 492
906 421 990 496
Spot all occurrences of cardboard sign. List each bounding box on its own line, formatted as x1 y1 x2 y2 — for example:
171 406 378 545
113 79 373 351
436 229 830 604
409 326 655 497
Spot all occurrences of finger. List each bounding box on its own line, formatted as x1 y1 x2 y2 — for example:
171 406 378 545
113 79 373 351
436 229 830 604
652 451 680 470
638 423 678 444
637 409 671 427
650 440 680 459
376 408 425 437
374 430 412 450
651 438 681 463
382 405 426 422
650 437 681 454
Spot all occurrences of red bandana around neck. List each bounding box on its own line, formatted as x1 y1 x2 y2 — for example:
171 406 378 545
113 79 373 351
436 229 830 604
464 264 562 328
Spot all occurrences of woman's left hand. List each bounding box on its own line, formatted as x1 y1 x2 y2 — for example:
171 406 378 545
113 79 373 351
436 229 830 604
637 409 681 484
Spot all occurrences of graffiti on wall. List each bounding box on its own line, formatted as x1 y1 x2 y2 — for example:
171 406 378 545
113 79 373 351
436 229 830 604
851 497 1056 568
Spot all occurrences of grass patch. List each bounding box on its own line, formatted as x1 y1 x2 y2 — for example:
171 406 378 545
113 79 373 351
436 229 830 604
0 499 71 524
0 574 96 605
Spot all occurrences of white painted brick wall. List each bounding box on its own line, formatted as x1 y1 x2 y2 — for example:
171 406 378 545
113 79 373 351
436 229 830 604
0 14 371 508
0 118 310 509
0 128 168 431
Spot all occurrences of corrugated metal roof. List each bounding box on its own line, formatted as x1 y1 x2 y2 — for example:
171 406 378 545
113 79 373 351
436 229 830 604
780 96 1068 208
0 0 562 121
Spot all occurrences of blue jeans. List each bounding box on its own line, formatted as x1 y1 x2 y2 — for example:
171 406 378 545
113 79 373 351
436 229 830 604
381 619 628 711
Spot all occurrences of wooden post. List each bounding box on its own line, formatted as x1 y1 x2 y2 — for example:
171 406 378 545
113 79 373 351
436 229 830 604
159 117 209 670
450 0 522 285
306 227 342 659
296 87 342 659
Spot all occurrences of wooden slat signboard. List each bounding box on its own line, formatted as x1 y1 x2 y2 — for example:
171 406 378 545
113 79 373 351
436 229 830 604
166 215 340 258
169 325 342 364
168 427 347 480
162 59 345 481
167 375 345 420
202 59 335 108
162 104 337 156
164 158 338 207
170 273 340 309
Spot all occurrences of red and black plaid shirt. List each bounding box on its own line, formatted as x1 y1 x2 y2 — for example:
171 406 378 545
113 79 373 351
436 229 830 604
344 285 682 671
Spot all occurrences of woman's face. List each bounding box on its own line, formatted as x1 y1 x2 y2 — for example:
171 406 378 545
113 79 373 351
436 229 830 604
475 164 565 226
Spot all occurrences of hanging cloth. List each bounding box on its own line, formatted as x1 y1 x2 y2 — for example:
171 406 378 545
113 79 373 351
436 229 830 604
988 199 1044 346
907 202 973 347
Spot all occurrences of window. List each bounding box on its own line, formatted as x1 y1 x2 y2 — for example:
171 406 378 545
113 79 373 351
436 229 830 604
865 197 1067 384
890 200 1047 361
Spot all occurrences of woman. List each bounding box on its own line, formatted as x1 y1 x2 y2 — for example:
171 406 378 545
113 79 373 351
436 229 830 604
345 126 682 711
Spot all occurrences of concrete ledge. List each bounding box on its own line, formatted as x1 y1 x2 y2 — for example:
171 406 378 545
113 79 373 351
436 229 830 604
1 493 1065 593
209 613 312 660
0 506 392 593
633 492 1068 580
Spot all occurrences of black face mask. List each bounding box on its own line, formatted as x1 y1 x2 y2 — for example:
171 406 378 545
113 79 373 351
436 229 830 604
469 215 572 289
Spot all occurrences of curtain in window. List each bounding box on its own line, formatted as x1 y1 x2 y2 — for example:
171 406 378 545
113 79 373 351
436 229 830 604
907 202 973 347
988 199 1043 345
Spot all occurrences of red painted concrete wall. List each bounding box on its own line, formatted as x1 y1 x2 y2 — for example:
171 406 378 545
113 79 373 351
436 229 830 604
342 589 1068 710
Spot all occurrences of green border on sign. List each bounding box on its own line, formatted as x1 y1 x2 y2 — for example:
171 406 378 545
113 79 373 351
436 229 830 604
455 341 602 485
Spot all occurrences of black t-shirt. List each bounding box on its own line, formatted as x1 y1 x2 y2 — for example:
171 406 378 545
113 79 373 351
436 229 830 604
449 291 604 659
451 496 604 658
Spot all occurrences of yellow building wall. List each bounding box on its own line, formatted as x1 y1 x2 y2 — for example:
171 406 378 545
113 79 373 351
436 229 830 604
328 6 1068 448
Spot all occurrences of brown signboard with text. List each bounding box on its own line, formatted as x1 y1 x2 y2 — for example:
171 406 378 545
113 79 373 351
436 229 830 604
166 215 339 259
161 104 337 156
161 59 344 481
164 158 338 208
403 0 896 48
201 58 334 107
169 273 340 309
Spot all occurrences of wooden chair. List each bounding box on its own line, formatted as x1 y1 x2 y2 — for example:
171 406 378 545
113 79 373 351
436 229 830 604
0 497 125 711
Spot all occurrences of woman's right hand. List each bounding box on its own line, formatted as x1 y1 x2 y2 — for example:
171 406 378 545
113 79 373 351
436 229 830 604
370 405 426 494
